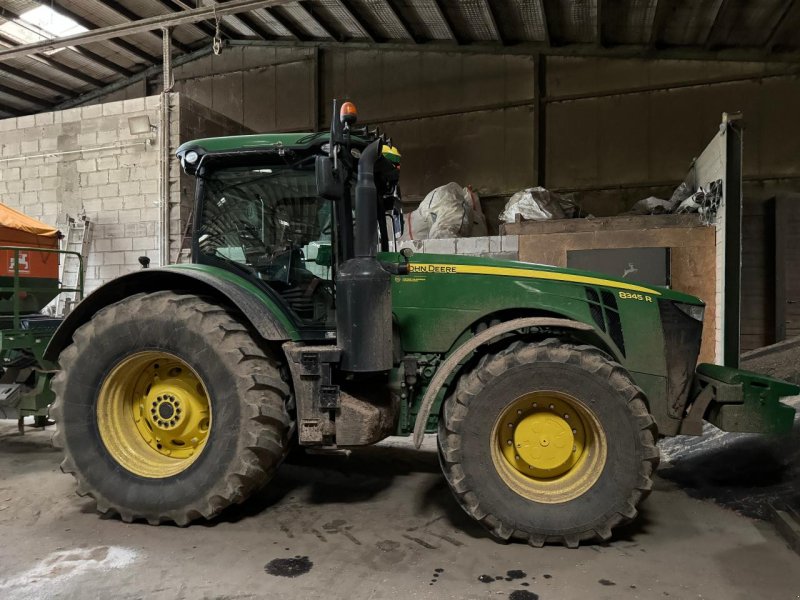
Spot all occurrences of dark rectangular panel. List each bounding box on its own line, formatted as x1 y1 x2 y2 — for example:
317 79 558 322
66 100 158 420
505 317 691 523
567 247 670 287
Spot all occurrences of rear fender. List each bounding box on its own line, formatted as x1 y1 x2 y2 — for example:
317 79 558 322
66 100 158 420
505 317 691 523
44 266 295 362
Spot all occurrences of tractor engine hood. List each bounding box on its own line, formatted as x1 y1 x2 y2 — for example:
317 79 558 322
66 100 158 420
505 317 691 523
396 252 703 307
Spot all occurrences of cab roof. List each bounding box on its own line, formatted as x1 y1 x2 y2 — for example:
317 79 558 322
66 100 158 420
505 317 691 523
176 132 326 157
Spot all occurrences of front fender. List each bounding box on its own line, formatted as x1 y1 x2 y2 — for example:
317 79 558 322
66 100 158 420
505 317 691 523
411 317 594 447
44 265 297 362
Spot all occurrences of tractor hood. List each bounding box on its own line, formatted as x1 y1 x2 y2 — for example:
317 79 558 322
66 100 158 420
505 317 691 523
395 251 703 306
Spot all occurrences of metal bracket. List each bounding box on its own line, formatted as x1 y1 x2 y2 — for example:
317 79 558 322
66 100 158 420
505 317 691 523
319 385 340 409
300 352 320 375
677 384 716 436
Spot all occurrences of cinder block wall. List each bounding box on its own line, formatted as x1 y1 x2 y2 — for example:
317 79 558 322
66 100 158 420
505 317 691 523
0 94 245 293
0 96 163 293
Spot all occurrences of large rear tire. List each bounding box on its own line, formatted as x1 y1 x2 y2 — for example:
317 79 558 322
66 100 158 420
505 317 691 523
438 339 658 547
51 291 292 525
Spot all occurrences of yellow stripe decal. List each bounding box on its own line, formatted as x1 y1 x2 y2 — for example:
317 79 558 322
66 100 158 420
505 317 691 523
407 263 661 296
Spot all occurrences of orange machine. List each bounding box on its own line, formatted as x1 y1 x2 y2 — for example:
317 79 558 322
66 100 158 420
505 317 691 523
0 204 60 279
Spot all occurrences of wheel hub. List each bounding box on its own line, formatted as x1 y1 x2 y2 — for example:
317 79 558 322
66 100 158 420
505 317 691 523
497 394 589 480
154 396 178 424
514 412 575 474
135 361 210 459
96 352 212 479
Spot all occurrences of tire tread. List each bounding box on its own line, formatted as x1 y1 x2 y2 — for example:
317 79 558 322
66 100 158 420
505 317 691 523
51 292 292 526
437 338 659 548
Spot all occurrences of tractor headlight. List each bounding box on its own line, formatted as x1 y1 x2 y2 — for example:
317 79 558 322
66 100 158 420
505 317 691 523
674 302 705 322
184 150 199 164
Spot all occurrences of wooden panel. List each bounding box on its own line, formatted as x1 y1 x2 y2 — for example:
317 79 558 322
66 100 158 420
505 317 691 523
518 218 717 363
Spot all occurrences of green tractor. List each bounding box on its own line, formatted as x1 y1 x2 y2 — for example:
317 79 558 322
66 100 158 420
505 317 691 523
48 100 797 547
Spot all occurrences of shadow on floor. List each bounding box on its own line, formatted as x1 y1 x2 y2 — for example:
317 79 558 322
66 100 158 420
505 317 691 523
659 423 800 519
209 442 451 526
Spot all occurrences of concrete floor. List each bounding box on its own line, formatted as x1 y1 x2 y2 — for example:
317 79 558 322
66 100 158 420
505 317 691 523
1 421 798 600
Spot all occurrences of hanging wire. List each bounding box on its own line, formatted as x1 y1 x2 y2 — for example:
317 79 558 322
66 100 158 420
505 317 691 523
212 1 223 55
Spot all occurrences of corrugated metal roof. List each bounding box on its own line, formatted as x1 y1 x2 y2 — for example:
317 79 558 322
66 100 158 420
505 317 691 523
398 0 453 40
349 0 413 41
251 8 293 38
606 0 659 45
0 0 798 116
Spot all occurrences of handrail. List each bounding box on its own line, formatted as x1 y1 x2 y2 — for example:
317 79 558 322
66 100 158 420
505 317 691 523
0 246 85 329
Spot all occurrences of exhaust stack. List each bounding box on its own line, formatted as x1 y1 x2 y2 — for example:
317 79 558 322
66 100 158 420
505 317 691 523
336 140 393 372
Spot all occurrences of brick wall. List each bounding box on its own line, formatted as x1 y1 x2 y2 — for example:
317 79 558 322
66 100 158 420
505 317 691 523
0 94 246 293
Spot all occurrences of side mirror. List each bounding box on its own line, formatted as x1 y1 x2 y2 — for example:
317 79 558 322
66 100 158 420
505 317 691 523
315 155 339 200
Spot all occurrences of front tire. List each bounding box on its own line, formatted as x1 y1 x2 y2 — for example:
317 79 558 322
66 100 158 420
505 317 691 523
438 339 658 547
51 291 292 525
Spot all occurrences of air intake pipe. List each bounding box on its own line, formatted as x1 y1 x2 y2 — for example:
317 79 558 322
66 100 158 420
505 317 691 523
336 139 393 372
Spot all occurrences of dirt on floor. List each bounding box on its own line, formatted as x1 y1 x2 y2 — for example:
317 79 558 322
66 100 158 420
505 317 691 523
1 422 799 600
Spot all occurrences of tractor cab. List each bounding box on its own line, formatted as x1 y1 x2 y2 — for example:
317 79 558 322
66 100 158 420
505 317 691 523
176 101 402 346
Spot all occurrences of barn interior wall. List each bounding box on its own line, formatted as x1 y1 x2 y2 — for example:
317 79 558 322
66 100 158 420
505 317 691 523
0 97 164 294
175 95 252 262
43 46 800 351
0 94 246 292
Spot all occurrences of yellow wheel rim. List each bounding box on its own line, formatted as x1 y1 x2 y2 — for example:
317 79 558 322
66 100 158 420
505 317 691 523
490 391 607 504
96 351 211 479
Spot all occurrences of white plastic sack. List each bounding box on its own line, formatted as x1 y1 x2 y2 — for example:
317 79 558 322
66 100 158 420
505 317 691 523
401 182 483 240
465 186 488 237
500 187 567 223
628 196 674 215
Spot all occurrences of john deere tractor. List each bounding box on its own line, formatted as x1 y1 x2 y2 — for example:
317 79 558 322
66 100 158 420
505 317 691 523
47 101 797 547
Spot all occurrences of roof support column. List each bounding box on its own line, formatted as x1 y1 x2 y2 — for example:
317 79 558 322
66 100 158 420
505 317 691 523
535 54 547 187
159 26 174 267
